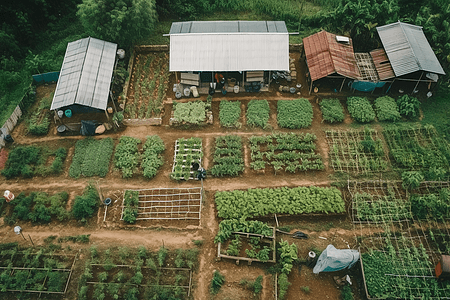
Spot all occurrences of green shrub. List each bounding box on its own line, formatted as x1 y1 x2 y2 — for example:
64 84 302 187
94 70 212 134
319 98 344 123
347 97 375 123
72 184 99 221
210 270 225 295
341 285 354 300
374 96 400 121
247 99 269 128
277 99 313 128
411 189 450 219
397 95 420 119
278 273 290 300
219 100 241 127
402 171 424 190
27 95 52 136
1 146 40 179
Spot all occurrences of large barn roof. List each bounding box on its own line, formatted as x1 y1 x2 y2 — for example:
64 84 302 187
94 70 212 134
376 21 445 77
168 21 289 72
303 30 360 82
51 37 117 111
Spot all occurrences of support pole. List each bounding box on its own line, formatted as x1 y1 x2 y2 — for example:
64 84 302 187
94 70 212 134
309 80 313 95
19 232 26 241
274 214 279 227
412 72 424 94
28 234 35 247
339 78 346 92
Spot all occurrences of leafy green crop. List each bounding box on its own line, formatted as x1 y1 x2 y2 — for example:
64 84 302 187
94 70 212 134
142 135 165 179
72 183 100 221
173 100 206 124
347 96 375 123
396 94 420 119
114 136 141 178
171 137 202 181
374 96 400 122
69 137 114 178
247 99 269 128
277 99 313 128
210 135 244 177
319 98 344 123
215 186 344 219
219 100 241 127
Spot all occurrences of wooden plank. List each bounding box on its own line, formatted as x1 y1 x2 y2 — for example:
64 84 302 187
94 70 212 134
180 79 199 86
246 77 263 82
181 73 200 80
247 71 264 77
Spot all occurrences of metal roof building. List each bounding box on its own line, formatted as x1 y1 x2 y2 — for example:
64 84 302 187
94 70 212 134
376 21 445 77
51 37 118 111
303 30 361 82
168 21 289 72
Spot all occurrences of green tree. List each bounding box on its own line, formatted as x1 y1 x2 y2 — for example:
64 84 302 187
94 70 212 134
77 0 157 47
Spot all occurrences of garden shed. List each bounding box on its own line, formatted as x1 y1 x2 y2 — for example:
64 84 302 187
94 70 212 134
303 30 362 93
376 21 445 93
50 37 118 115
167 20 289 94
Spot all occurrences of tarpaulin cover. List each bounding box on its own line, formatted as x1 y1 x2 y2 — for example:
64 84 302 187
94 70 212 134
351 80 386 92
80 120 96 136
313 245 360 274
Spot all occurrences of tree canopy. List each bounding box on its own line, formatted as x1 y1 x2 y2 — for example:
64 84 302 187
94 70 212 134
77 0 157 47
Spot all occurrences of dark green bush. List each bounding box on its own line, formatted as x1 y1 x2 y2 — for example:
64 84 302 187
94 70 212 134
29 204 51 223
397 95 420 119
374 96 400 121
72 184 99 221
347 97 375 123
319 98 344 123
411 189 450 219
210 270 225 295
402 171 424 190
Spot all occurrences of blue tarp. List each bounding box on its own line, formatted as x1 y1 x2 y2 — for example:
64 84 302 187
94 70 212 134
351 80 386 92
32 72 60 84
313 245 360 274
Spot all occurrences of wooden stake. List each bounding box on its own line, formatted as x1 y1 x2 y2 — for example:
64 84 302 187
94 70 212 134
28 234 34 247
274 214 279 227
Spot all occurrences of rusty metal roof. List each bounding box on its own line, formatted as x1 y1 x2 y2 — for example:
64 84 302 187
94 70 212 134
377 21 445 77
369 48 395 80
303 30 360 82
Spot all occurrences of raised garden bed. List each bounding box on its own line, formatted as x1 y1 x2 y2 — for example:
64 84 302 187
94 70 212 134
277 98 313 129
215 220 276 265
246 100 269 128
0 246 76 295
219 100 241 128
249 132 323 174
121 187 202 223
170 138 202 181
170 99 212 126
124 52 169 122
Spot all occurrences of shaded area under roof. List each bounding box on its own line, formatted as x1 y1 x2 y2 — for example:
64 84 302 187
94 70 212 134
169 21 288 34
303 30 360 82
376 21 445 77
369 48 395 80
169 21 289 72
51 37 117 111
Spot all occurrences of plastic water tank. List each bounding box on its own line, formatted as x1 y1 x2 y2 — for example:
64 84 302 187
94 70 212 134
183 87 190 97
233 85 239 93
65 109 72 118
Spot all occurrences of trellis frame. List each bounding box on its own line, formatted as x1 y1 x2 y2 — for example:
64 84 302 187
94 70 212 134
326 129 390 174
349 180 450 299
121 187 203 221
0 252 77 295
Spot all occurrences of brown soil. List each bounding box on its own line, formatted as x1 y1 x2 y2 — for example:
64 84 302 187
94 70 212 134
0 53 389 300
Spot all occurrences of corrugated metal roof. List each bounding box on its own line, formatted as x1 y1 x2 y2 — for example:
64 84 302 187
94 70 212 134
168 21 289 72
369 48 395 80
303 30 360 82
376 21 445 77
169 21 287 34
51 37 117 111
